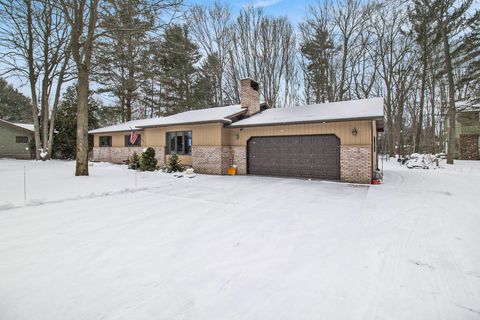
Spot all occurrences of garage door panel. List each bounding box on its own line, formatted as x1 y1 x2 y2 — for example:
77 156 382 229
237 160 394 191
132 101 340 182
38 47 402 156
247 135 340 180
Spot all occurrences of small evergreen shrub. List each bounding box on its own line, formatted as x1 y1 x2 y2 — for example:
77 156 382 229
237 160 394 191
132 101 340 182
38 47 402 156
165 153 184 173
128 152 140 170
139 147 158 171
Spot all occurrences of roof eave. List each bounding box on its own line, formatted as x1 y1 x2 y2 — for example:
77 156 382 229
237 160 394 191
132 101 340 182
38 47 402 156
228 116 385 128
136 119 232 129
0 119 35 133
88 128 146 134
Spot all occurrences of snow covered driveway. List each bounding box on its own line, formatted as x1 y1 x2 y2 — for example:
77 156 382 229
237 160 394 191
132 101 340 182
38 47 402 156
0 160 479 319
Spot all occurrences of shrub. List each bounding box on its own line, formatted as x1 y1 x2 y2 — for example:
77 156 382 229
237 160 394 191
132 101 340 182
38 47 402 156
165 153 184 173
139 147 158 171
128 152 140 170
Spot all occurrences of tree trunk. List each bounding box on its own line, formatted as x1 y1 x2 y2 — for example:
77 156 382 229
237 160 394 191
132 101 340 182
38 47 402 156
442 25 455 165
76 69 90 176
41 73 50 160
25 0 41 160
430 75 436 153
415 59 427 153
47 53 69 160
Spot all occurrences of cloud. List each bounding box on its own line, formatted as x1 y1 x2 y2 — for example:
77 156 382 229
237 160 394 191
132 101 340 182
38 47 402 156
244 0 282 9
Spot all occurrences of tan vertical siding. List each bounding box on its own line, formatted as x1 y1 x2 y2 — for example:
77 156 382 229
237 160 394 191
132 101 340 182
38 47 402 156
145 123 222 147
227 120 373 146
93 120 374 150
93 131 145 148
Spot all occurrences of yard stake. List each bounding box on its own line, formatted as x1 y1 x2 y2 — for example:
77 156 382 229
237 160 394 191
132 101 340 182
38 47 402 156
23 166 26 202
135 165 138 188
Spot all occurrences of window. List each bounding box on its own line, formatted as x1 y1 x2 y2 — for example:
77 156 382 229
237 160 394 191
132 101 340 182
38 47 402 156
16 136 28 143
166 131 192 155
125 134 141 147
99 136 112 147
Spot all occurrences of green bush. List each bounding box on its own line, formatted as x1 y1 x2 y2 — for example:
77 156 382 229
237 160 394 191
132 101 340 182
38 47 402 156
128 152 140 170
139 147 158 171
165 153 184 173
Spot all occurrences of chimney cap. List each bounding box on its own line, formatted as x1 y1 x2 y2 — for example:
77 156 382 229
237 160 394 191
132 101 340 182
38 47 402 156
240 77 259 91
240 77 259 84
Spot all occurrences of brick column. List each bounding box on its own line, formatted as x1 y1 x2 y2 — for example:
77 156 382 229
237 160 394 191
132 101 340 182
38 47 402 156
231 146 247 175
192 146 223 174
340 146 372 184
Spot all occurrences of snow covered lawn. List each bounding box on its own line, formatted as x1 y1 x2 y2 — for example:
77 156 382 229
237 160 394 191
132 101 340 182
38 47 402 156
0 159 479 319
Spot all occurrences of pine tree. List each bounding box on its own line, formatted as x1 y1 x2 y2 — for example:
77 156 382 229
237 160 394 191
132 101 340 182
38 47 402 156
197 53 222 107
157 24 204 115
166 153 184 172
53 86 102 159
0 78 32 122
95 0 157 122
299 19 336 103
140 147 158 171
128 152 140 169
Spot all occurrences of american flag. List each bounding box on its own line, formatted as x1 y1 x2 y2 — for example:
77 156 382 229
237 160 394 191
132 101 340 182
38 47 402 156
130 131 138 145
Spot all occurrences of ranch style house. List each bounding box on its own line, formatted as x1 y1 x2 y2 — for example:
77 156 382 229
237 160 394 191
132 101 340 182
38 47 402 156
89 78 384 184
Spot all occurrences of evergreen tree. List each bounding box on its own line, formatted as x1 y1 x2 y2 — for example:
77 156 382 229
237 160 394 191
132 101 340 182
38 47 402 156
197 53 222 107
299 20 336 103
95 0 158 122
53 86 103 159
165 153 184 172
158 24 204 115
0 78 32 122
140 147 158 171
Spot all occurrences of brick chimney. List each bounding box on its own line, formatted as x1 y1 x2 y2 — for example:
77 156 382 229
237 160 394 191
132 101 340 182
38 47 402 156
240 78 260 116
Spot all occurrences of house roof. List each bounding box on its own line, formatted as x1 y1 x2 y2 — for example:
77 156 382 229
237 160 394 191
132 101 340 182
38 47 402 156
230 97 384 128
456 101 480 112
88 105 246 134
88 118 162 134
0 119 34 132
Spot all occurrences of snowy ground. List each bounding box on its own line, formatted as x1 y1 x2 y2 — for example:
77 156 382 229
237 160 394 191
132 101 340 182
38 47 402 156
0 159 479 320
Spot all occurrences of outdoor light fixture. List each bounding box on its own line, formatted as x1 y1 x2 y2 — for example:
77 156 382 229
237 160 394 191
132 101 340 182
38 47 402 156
236 133 240 140
352 127 358 136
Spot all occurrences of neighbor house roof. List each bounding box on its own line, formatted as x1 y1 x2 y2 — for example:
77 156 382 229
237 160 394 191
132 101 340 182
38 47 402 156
456 100 480 113
88 104 246 134
230 97 384 128
0 119 34 132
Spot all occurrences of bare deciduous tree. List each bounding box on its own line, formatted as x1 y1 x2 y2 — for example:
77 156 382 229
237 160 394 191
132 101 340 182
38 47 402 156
0 0 71 160
59 0 100 176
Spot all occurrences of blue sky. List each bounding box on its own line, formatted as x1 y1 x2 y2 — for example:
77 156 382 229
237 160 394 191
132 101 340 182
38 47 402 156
185 0 314 25
4 0 315 99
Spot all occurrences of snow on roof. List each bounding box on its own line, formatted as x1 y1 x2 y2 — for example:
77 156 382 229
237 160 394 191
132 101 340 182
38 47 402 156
456 101 480 112
0 119 34 132
230 97 384 127
89 105 246 134
88 118 162 134
12 123 34 131
137 104 245 128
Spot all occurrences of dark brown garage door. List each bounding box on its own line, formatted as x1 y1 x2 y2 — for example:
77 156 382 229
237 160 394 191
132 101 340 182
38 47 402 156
247 135 340 180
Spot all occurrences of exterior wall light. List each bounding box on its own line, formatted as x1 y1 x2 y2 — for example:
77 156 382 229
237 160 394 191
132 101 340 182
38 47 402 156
352 127 358 136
